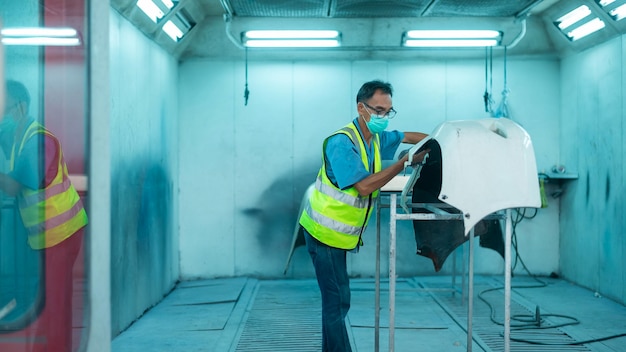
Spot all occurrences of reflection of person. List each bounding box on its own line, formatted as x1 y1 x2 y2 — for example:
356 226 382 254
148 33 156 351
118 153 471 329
299 80 428 351
0 80 87 352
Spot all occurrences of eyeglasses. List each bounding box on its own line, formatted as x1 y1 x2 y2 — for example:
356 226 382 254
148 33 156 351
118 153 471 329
363 102 397 119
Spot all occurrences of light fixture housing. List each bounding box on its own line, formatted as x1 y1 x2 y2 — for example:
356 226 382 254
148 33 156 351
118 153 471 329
566 17 606 40
135 0 192 42
596 0 626 21
554 5 592 29
401 30 502 47
609 4 626 20
1 27 81 46
162 20 184 42
241 30 341 48
553 5 606 41
136 0 178 23
161 9 195 42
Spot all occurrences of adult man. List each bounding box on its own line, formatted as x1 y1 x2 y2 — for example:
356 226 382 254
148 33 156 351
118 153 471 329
299 80 428 351
0 79 88 352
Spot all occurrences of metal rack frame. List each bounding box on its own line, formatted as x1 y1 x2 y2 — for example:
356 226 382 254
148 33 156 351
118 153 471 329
374 192 513 352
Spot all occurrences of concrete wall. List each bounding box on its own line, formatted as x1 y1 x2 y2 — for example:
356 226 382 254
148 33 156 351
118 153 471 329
178 57 562 280
109 9 180 336
559 34 625 306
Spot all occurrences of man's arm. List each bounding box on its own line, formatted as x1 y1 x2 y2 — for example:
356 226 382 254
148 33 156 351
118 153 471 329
402 131 429 144
0 173 22 197
353 149 428 197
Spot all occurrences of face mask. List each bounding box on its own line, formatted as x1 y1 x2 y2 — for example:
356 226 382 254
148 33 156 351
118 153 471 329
365 114 389 134
0 115 17 136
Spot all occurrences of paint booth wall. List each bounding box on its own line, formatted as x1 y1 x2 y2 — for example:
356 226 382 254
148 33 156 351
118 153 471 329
109 9 180 336
178 57 562 280
559 34 626 306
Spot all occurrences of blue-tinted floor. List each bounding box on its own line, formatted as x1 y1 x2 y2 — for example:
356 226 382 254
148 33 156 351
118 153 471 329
112 275 626 352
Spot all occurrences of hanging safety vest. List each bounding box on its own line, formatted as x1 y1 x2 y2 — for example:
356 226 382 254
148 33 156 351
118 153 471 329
299 122 382 250
10 121 88 250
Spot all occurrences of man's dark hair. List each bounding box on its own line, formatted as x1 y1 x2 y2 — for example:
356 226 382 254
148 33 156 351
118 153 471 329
356 80 393 103
6 79 31 110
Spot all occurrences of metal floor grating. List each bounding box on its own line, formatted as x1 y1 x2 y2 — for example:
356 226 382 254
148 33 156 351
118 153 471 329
235 280 322 352
420 280 593 352
111 277 625 352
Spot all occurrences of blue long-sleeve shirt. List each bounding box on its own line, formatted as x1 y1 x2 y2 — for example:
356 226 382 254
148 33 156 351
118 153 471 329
324 118 403 190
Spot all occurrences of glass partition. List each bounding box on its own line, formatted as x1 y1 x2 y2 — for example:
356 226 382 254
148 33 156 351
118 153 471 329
0 1 89 351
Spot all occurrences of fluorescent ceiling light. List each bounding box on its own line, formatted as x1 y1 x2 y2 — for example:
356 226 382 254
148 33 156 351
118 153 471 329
244 30 340 39
402 30 501 47
405 30 501 39
597 0 616 6
137 0 164 22
566 18 606 40
1 37 80 46
161 10 194 42
595 0 626 21
2 27 77 37
242 30 341 48
404 39 499 47
555 5 592 29
245 39 341 47
162 20 183 41
161 0 175 9
1 27 80 46
609 3 626 20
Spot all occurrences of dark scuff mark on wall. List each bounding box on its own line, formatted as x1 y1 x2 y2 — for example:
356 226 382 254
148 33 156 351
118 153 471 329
137 164 171 292
605 173 610 203
585 171 590 207
110 159 173 335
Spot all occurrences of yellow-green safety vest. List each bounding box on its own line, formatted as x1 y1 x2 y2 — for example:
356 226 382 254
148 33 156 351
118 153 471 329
299 122 381 249
10 121 88 249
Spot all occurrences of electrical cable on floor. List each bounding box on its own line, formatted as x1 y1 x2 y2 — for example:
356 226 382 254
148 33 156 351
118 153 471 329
475 207 626 345
511 207 537 273
506 332 626 346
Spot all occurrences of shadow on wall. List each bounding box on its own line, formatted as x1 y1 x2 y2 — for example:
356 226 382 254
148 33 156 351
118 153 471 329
241 164 318 274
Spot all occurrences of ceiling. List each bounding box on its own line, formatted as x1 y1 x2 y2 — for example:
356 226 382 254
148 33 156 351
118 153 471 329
111 0 626 60
222 0 542 18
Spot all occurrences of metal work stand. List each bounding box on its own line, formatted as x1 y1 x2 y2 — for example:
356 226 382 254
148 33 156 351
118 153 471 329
374 193 512 352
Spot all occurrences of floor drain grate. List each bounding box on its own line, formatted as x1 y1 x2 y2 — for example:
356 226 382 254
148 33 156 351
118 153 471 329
235 280 322 352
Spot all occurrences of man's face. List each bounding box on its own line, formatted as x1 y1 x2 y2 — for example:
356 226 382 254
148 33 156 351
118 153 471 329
2 95 20 123
358 89 394 122
0 95 23 138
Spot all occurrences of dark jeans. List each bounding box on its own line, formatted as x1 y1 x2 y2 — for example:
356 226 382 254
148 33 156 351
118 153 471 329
304 229 352 352
31 227 84 352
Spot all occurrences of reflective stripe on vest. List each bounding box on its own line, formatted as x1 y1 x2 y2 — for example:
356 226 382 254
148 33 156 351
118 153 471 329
10 121 88 249
314 176 370 209
299 122 381 249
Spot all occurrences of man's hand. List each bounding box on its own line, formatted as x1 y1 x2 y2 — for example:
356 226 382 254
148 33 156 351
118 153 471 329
0 173 22 197
399 148 430 166
410 149 430 166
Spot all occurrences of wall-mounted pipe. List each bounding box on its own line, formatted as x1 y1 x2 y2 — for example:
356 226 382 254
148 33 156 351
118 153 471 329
505 19 527 49
223 13 246 50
